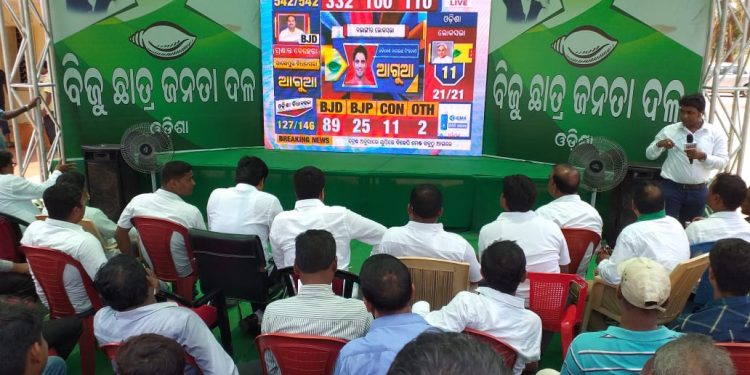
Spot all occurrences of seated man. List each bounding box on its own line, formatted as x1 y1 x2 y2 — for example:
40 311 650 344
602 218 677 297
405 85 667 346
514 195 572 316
536 163 603 235
478 174 569 300
207 156 282 263
672 238 750 342
262 229 372 337
93 255 238 375
262 230 372 375
0 150 73 224
334 254 432 375
414 240 542 375
641 334 735 375
562 258 682 374
0 302 68 375
21 184 107 314
51 171 134 257
387 331 512 375
597 181 690 284
270 166 385 270
686 173 750 245
115 161 205 277
371 184 481 284
116 334 185 375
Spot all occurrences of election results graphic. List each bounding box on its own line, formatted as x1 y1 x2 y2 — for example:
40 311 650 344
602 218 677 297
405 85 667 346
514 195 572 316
261 0 491 155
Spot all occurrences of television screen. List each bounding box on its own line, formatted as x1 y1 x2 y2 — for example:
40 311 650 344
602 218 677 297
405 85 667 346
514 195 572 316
261 0 491 155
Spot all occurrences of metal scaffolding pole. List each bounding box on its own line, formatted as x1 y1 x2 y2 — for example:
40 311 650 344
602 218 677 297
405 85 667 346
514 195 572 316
704 0 750 175
0 0 62 180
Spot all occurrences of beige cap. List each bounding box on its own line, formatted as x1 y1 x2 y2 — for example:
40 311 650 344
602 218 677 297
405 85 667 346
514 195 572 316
617 257 671 312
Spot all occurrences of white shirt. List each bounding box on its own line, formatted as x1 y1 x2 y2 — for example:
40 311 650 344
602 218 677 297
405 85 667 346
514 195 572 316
685 211 750 245
535 194 603 235
21 218 107 313
416 287 542 375
278 27 303 43
0 170 61 224
270 199 386 270
478 211 570 300
207 183 283 262
94 302 239 375
117 189 206 277
598 215 690 284
432 56 452 64
44 205 117 241
645 122 728 184
372 221 482 283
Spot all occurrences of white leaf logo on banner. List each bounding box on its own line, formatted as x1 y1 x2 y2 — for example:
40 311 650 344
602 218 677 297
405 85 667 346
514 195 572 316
551 26 618 67
129 22 196 60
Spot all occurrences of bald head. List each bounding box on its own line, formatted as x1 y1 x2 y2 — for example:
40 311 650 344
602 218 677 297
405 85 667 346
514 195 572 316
633 181 665 214
550 164 580 197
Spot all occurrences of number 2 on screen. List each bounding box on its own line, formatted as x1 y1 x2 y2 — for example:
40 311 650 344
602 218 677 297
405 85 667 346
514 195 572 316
418 120 427 135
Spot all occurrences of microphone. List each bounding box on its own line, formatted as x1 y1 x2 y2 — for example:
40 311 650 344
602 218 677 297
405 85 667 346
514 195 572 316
686 134 696 164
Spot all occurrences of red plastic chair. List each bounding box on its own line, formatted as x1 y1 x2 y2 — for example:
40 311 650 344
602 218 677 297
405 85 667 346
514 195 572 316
561 229 600 276
0 213 26 262
255 333 348 375
131 216 197 300
101 342 202 374
463 328 518 369
22 245 103 375
527 272 588 358
717 343 750 375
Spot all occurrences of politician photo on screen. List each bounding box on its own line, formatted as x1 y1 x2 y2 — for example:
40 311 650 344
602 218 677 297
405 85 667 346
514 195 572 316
278 14 304 43
432 42 453 64
344 45 375 87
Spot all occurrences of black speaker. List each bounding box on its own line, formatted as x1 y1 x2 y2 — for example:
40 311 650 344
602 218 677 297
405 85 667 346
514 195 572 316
82 144 139 222
603 164 662 246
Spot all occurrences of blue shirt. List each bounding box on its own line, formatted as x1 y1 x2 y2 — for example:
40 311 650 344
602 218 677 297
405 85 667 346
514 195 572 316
672 296 750 342
561 326 681 374
334 313 432 375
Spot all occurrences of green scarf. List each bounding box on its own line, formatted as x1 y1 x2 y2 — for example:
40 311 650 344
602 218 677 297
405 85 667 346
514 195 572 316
636 209 667 222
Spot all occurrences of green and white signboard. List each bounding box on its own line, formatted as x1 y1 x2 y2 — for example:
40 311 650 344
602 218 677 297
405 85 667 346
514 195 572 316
49 0 265 159
483 0 710 163
49 0 710 164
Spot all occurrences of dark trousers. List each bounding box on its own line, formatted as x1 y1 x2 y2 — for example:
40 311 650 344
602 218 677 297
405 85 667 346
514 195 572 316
661 179 708 225
43 115 56 145
44 316 83 359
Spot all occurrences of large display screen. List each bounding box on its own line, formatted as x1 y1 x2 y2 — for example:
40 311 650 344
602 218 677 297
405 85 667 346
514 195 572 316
261 0 491 155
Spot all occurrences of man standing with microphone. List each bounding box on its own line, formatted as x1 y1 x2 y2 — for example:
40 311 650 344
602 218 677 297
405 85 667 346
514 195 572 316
646 93 728 224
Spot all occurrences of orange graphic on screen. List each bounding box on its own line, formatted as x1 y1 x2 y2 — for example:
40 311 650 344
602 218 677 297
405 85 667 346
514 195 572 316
344 45 376 87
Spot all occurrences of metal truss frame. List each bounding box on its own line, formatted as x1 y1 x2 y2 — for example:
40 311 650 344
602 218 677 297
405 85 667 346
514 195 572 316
0 0 61 179
704 0 750 174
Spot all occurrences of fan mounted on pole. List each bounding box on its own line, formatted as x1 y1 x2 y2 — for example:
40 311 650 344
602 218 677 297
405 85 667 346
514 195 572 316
568 136 628 206
120 123 174 191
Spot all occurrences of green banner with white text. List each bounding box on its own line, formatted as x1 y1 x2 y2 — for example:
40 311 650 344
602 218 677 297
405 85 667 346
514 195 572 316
49 0 264 159
483 0 710 164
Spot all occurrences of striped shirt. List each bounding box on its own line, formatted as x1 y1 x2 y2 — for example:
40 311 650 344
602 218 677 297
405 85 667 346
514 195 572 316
261 284 372 375
561 326 681 374
672 296 750 342
261 283 372 338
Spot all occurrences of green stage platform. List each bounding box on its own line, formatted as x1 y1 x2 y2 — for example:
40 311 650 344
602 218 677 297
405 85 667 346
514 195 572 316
173 147 580 230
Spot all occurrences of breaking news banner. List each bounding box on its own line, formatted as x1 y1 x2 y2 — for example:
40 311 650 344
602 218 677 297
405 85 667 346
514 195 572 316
261 0 491 155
